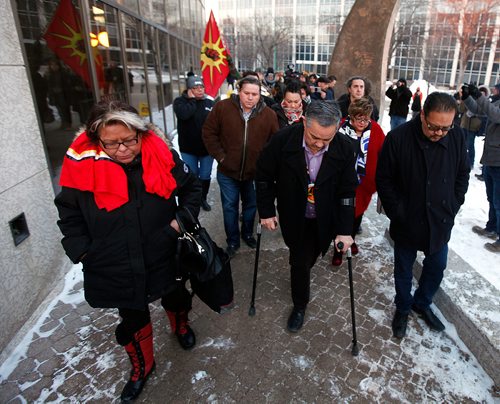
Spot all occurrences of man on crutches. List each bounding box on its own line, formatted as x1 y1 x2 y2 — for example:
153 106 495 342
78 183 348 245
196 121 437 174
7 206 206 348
255 100 358 332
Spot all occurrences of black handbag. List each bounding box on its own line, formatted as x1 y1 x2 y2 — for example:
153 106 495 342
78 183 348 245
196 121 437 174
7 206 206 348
175 208 234 313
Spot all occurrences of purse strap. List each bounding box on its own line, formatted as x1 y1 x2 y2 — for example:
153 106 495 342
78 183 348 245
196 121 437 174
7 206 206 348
174 206 200 282
175 207 201 235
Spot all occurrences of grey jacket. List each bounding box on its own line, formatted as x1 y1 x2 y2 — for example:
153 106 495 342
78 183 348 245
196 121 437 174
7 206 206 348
464 95 500 166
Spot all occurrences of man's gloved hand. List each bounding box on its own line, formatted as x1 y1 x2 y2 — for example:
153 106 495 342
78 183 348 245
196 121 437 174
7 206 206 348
461 85 470 100
468 83 482 100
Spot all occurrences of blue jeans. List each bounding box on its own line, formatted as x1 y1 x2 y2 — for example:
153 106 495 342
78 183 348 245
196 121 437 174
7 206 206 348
463 129 478 168
390 115 407 131
394 243 448 314
484 166 500 240
180 153 214 181
217 171 256 247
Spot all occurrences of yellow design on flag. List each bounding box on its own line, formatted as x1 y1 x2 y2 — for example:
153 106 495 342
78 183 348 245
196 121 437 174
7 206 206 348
201 11 230 98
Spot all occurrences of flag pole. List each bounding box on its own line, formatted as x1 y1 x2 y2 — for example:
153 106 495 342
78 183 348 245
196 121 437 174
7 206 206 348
78 0 101 101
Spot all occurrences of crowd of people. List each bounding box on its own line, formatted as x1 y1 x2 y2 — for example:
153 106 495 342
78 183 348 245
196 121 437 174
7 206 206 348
53 66 500 401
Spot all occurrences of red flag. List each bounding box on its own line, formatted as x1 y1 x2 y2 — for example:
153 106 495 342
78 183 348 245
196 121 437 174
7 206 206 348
201 11 230 98
43 0 104 89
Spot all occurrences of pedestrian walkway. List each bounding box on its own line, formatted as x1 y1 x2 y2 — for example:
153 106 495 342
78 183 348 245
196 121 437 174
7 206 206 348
0 195 498 402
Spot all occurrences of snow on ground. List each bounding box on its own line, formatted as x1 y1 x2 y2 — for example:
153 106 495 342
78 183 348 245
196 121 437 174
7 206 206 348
0 266 84 381
0 102 497 402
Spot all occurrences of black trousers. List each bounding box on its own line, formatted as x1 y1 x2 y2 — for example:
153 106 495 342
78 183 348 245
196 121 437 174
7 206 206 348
352 214 363 238
115 285 192 346
289 219 321 310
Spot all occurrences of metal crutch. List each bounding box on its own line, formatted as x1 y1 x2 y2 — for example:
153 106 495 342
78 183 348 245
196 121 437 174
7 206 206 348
337 242 359 356
248 222 262 316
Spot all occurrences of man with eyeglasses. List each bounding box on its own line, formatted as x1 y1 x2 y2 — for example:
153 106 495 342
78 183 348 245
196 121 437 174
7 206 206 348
376 92 469 339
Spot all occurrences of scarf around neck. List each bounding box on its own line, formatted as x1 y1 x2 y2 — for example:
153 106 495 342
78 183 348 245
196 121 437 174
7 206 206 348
281 100 303 125
339 119 371 183
59 130 177 211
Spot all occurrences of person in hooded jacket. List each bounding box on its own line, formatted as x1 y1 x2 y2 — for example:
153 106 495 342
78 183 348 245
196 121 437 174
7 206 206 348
174 75 215 211
54 100 201 402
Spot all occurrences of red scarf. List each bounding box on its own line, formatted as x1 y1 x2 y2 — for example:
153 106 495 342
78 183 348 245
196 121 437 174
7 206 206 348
60 131 177 211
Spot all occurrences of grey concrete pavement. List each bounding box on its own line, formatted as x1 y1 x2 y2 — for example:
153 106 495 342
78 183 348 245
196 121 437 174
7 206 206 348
0 185 498 402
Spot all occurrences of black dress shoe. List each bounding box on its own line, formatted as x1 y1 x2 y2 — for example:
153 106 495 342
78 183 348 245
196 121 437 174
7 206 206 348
201 199 211 211
226 245 239 258
176 325 196 350
287 309 305 332
412 305 445 332
392 311 408 339
242 236 257 248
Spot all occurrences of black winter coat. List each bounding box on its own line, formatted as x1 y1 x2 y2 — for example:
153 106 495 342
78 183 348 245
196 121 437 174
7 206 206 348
256 124 358 255
55 149 201 309
385 86 412 118
173 92 214 156
376 116 469 254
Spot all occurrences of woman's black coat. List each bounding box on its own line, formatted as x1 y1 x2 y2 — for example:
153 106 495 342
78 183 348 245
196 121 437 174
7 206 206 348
55 149 201 310
256 124 358 255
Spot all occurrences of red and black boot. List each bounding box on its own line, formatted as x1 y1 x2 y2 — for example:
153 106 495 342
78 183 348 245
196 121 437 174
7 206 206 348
166 310 196 350
121 323 156 402
331 249 343 266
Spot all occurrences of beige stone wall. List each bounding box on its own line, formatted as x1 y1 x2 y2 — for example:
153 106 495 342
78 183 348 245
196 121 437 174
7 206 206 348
0 0 70 352
329 0 400 118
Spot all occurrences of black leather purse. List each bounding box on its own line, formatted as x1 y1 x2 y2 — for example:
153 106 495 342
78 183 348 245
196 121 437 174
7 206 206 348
175 207 234 313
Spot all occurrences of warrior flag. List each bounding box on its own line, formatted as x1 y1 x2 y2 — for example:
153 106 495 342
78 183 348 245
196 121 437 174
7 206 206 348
201 11 230 98
43 0 104 89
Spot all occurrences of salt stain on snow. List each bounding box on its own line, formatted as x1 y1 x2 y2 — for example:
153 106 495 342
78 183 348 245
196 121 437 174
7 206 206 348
191 370 208 383
95 351 116 372
199 337 236 349
367 308 386 324
291 355 312 371
0 265 84 381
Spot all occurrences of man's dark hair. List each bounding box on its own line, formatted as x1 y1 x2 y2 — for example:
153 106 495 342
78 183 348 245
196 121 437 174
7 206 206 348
345 75 372 95
317 76 331 84
305 100 341 128
237 75 261 90
242 70 259 79
328 75 337 81
346 75 364 88
423 92 458 116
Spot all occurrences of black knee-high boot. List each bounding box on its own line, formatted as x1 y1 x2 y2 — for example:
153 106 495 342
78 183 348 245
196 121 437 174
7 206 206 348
201 179 211 211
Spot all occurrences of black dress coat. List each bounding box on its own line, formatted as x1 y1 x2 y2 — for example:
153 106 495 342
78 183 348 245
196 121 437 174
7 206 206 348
55 149 201 310
256 124 358 255
375 116 469 255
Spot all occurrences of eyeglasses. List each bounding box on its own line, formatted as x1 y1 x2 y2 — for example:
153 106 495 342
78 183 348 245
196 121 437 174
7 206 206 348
425 120 454 133
100 134 139 150
351 116 370 124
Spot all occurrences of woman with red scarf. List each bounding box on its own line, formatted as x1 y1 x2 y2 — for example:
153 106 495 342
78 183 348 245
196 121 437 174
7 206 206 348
332 97 386 266
271 80 307 129
55 101 201 401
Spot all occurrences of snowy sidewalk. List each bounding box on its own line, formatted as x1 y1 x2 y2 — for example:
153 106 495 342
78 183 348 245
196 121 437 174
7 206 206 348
0 195 498 402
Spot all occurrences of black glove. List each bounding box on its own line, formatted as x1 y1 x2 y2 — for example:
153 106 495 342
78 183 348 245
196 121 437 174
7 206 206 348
461 85 470 100
468 84 482 100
